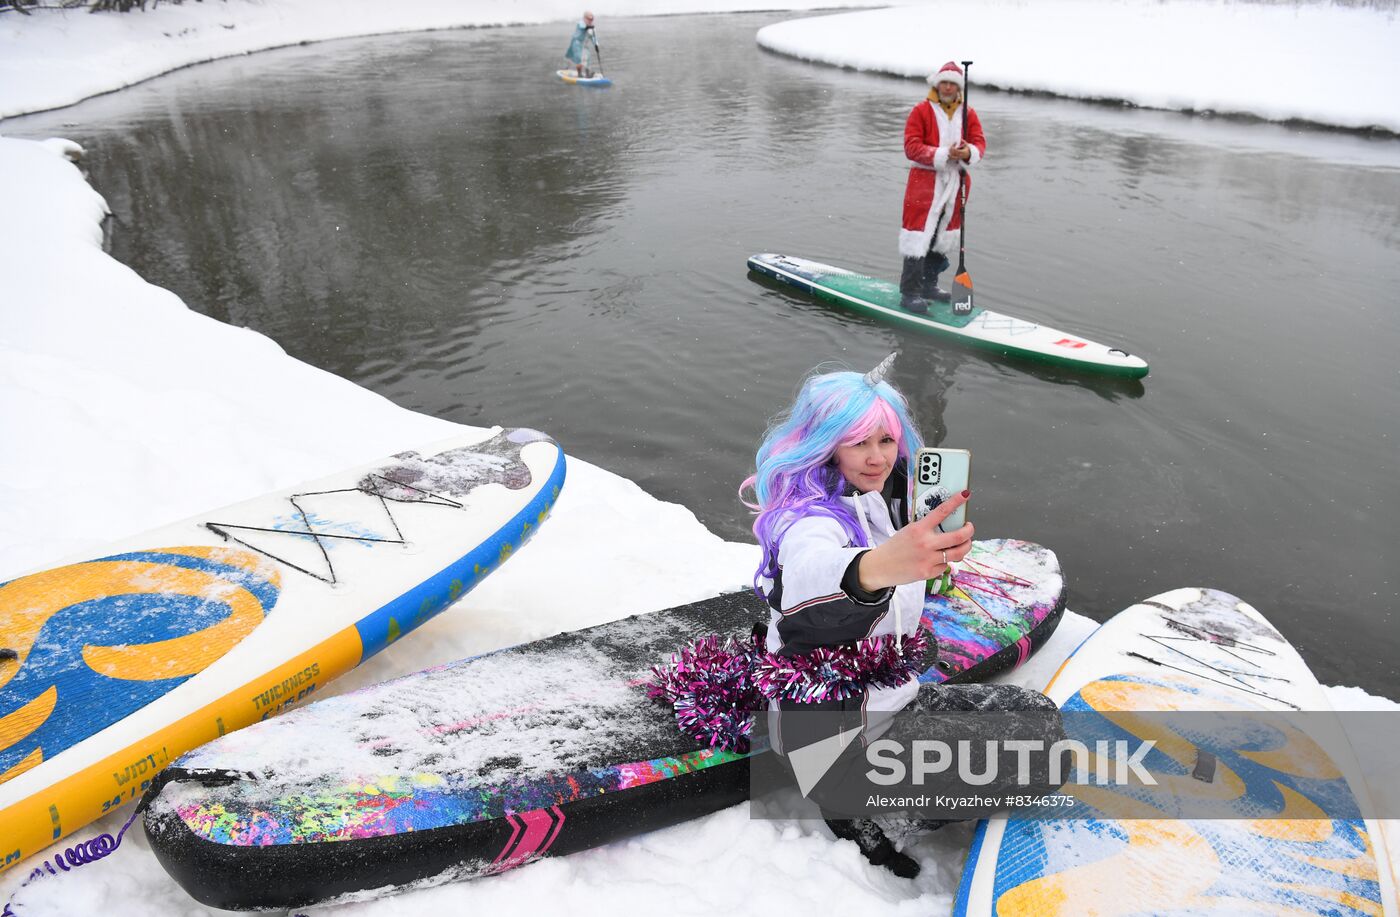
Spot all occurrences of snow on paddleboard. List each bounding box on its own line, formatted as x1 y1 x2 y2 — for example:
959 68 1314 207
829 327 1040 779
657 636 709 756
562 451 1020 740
0 428 565 873
142 539 1063 910
955 587 1397 916
747 254 1148 378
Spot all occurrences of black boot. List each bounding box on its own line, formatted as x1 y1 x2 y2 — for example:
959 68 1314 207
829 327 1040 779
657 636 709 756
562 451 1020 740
825 818 921 879
921 252 952 303
898 258 929 314
873 815 955 846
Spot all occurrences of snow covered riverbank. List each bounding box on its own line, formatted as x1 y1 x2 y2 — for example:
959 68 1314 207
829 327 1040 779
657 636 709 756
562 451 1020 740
757 0 1400 133
0 0 889 119
8 0 1398 131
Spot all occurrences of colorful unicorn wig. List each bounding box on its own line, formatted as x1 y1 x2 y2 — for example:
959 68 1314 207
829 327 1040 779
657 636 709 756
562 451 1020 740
741 362 923 595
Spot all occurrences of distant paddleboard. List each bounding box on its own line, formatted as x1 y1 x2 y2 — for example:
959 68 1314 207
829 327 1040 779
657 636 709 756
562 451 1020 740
748 253 1148 378
0 428 565 872
955 587 1398 916
556 69 612 88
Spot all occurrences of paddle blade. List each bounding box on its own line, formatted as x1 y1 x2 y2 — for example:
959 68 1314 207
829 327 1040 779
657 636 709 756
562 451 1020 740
951 269 974 315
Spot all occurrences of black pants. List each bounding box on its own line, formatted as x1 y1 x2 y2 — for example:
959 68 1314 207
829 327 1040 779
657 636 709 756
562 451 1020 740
898 248 951 299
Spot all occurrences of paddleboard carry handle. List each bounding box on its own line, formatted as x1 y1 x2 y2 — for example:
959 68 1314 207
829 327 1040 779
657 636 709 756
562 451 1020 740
143 766 255 802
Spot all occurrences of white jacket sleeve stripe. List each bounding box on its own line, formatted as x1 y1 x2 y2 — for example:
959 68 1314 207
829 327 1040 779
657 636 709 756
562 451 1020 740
781 591 848 616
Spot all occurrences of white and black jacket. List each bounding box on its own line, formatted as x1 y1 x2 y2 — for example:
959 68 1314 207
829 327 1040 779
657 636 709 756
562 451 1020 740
761 464 927 754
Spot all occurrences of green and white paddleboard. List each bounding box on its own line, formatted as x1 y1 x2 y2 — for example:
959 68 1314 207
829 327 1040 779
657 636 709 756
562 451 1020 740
747 253 1148 379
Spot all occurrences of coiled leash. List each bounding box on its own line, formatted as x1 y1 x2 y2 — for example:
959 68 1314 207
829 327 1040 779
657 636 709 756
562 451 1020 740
1 804 143 916
0 766 255 913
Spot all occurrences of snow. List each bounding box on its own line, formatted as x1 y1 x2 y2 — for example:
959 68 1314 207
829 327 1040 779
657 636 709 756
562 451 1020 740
757 0 1400 133
160 615 683 796
6 0 1397 130
0 1 1396 915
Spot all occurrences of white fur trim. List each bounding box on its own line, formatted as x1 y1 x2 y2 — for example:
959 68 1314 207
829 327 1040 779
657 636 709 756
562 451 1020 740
929 177 958 235
899 171 960 258
899 228 931 257
932 227 960 259
933 99 962 146
967 144 981 166
933 147 950 170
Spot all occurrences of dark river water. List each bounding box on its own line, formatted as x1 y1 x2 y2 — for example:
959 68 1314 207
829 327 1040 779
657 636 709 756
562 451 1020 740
6 13 1399 695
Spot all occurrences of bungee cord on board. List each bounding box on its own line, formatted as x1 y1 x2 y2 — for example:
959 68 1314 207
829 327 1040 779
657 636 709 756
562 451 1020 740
204 474 463 585
1125 614 1299 710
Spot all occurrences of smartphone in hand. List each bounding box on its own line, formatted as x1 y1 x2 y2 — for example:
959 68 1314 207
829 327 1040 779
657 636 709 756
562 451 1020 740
912 447 971 532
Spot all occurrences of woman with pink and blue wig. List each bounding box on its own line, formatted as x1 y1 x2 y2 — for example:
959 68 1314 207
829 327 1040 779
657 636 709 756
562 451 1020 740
741 355 1059 879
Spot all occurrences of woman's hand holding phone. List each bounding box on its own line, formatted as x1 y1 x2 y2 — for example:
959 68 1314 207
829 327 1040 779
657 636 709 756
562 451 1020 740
857 490 973 592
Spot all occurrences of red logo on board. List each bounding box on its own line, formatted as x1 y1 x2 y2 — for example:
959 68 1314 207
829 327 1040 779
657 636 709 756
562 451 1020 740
1053 338 1087 349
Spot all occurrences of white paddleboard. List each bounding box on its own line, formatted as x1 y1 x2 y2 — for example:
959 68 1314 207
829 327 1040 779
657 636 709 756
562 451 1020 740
955 587 1397 916
0 427 565 872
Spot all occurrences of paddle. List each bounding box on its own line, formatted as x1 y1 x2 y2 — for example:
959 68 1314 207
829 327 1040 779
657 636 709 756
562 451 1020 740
590 32 604 78
951 59 974 316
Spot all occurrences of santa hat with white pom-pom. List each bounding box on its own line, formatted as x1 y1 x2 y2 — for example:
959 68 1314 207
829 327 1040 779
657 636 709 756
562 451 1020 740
926 60 964 89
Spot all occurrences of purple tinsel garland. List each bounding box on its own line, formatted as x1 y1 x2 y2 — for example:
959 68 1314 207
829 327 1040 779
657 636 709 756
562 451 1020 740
647 630 931 753
646 634 764 753
754 629 931 704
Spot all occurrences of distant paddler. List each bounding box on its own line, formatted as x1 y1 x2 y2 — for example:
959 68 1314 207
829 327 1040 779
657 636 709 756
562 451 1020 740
564 11 600 79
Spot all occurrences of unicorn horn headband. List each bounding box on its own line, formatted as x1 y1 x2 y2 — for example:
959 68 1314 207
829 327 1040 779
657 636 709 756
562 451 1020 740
863 352 897 387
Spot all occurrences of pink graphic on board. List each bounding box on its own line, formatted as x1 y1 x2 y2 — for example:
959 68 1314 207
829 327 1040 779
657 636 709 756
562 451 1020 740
487 806 566 874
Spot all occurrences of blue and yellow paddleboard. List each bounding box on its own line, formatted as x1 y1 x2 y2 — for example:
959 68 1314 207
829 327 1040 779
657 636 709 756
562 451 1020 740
954 588 1397 916
0 428 565 873
556 68 612 87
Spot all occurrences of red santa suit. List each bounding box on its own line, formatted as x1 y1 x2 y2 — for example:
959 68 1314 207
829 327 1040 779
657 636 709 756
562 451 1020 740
899 96 985 260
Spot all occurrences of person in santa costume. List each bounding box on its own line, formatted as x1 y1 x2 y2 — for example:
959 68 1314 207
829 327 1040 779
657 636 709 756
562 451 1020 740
899 61 986 314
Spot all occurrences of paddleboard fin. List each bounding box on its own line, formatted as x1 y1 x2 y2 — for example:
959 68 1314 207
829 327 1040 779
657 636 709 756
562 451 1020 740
1191 749 1217 783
